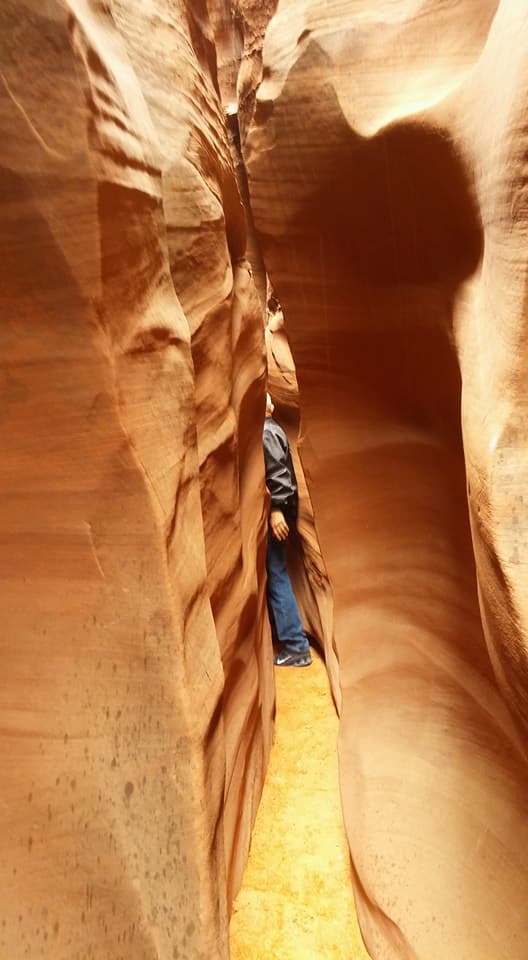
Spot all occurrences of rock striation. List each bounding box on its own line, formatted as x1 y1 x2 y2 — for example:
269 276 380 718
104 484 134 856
4 1 528 959
0 1 271 957
245 2 528 958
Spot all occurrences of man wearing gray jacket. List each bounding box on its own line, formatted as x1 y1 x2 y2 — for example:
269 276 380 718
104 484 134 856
263 393 312 667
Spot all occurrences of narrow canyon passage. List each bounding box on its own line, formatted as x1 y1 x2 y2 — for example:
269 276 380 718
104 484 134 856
4 6 528 960
230 652 370 960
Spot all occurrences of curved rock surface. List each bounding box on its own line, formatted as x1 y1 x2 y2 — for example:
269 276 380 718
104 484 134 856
246 2 528 958
0 1 271 957
4 2 528 959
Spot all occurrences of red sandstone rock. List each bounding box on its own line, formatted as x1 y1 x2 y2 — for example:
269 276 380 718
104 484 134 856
246 2 528 957
0 2 271 956
212 0 278 139
5 1 528 958
110 0 273 912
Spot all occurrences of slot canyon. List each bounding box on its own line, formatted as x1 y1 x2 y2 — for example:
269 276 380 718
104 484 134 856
1 1 528 959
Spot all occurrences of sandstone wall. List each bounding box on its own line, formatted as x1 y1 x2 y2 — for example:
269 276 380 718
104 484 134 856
4 2 528 958
0 1 271 957
245 2 528 958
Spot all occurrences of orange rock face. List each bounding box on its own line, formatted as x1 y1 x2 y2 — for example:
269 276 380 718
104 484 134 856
4 2 528 958
245 2 528 958
0 2 271 957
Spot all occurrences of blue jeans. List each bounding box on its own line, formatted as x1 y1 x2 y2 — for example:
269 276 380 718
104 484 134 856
266 530 310 653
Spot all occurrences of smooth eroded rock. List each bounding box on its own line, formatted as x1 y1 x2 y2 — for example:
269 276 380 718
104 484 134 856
0 1 272 956
246 2 528 957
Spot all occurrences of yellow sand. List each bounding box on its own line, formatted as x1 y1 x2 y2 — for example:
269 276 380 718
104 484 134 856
229 651 371 960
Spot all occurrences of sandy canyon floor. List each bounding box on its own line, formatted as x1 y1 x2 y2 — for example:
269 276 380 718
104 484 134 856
230 651 370 959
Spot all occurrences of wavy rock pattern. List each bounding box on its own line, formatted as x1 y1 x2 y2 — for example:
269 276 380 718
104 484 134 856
4 2 528 958
0 2 271 957
246 2 528 958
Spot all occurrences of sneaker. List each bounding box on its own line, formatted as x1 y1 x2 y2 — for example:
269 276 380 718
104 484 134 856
274 647 312 667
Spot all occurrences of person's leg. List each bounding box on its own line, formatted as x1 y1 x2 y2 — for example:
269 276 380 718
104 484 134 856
266 532 310 656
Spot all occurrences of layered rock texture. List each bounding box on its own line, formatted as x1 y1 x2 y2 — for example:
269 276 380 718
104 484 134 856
0 2 272 958
3 2 528 960
244 1 528 958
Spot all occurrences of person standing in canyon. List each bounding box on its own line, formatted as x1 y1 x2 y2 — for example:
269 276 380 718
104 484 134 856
263 392 312 667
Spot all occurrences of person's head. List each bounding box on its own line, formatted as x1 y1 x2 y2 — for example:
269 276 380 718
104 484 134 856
265 392 274 417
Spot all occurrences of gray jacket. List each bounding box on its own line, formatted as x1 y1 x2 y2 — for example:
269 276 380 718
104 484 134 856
263 416 298 517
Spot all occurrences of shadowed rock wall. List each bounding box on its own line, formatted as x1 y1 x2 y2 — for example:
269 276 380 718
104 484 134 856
0 1 272 956
245 2 528 958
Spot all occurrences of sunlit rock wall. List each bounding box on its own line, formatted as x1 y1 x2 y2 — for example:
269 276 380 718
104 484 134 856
0 1 271 957
211 0 278 136
245 2 528 958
